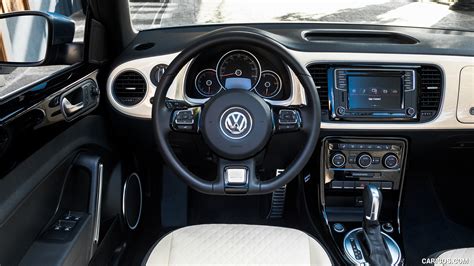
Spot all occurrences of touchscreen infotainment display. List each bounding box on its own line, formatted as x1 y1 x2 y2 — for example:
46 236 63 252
347 76 402 110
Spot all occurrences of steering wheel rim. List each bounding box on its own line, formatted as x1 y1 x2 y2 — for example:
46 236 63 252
152 27 321 195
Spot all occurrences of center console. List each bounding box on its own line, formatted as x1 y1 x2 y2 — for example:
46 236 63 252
311 63 442 264
320 137 407 264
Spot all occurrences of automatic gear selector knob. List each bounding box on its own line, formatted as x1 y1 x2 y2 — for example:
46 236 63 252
363 184 382 221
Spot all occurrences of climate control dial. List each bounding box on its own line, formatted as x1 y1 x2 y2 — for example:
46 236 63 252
357 153 373 168
383 153 399 169
331 152 346 168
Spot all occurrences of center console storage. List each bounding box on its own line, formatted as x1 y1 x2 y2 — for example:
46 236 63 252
320 137 407 264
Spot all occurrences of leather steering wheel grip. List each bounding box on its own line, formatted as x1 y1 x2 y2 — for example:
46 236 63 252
152 26 321 195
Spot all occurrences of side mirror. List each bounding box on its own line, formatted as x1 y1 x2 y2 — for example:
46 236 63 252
0 11 81 66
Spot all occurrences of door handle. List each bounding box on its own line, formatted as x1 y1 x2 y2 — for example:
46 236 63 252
61 98 84 115
59 79 99 121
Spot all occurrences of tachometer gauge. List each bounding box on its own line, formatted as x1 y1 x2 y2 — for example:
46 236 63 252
255 70 282 98
217 50 261 90
195 69 222 97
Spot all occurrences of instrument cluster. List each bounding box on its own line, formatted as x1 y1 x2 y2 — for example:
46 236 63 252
185 47 291 101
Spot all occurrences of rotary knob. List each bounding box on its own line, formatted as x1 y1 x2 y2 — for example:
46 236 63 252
336 106 346 116
357 153 373 168
383 153 399 169
331 152 346 168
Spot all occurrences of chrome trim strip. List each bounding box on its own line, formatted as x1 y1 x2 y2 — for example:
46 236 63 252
4 70 99 127
365 186 381 221
122 173 143 230
110 68 149 108
329 168 400 172
93 163 104 245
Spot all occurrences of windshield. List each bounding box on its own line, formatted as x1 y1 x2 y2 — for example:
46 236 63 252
129 0 473 31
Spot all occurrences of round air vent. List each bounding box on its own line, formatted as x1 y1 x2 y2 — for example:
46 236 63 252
113 70 147 106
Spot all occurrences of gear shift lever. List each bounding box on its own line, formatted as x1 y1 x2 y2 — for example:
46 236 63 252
364 184 382 221
358 184 392 265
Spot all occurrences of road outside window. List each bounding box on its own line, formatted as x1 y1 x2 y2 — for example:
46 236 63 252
129 0 473 32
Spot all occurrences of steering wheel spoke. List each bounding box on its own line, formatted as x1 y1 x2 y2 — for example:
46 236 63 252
272 107 303 134
216 157 259 194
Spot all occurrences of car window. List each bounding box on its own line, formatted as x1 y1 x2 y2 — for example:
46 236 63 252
0 0 85 99
129 0 473 32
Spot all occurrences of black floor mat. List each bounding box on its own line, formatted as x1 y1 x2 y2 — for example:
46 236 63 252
401 175 474 265
188 189 288 226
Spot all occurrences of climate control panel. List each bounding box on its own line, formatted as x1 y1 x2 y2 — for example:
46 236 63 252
323 137 407 191
330 150 400 170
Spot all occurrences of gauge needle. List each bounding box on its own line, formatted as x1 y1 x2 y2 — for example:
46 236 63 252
220 73 235 77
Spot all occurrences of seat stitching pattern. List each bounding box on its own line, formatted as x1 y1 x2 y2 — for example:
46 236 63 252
166 224 316 265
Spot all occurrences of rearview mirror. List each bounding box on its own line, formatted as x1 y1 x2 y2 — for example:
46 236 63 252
0 11 78 66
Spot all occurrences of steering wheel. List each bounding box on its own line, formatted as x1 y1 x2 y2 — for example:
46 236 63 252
152 27 321 195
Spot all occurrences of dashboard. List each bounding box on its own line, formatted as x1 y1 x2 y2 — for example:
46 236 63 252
106 24 474 130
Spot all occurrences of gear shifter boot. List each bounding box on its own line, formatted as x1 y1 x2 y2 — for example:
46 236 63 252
359 184 392 265
358 220 392 265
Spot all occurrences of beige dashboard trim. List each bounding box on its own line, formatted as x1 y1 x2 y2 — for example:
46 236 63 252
107 50 474 130
456 66 474 124
288 51 474 130
107 52 179 119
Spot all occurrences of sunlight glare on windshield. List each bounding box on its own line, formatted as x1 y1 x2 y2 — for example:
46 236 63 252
128 0 474 31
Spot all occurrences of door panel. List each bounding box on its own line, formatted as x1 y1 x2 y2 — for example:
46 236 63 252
0 115 111 265
0 1 113 264
0 153 75 265
0 66 99 176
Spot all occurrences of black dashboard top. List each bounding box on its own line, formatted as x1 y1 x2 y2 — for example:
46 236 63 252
117 23 474 64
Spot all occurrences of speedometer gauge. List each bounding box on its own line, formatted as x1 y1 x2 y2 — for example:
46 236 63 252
195 69 222 97
217 50 261 90
255 70 282 98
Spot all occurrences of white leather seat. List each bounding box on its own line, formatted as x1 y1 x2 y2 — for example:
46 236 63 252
431 248 474 266
145 224 332 265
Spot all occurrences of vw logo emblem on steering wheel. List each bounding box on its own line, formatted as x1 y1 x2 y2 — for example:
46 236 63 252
220 107 253 139
225 112 248 134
